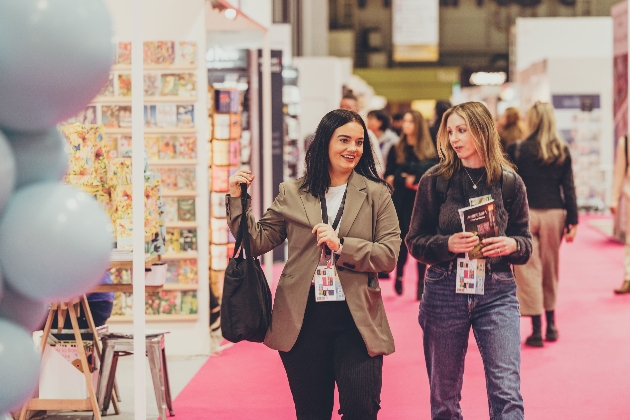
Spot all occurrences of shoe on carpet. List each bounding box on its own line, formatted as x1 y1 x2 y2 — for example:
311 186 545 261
525 332 544 347
614 280 630 294
394 277 403 295
546 325 559 342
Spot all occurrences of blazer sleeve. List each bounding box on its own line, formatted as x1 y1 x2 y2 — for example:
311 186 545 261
226 184 288 258
335 184 401 273
560 147 579 227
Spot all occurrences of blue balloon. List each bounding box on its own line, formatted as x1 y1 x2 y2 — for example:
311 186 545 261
0 130 16 213
0 319 40 413
0 0 114 131
0 282 49 332
4 127 68 189
0 183 114 301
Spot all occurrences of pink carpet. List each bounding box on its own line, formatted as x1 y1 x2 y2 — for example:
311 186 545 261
176 217 630 419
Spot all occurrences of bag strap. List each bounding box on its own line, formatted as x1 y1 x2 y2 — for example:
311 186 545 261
502 169 517 232
625 135 628 175
233 183 250 258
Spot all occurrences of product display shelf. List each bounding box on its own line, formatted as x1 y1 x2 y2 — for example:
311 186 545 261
162 189 197 197
104 128 197 135
109 314 198 322
165 221 197 229
148 158 197 166
93 96 197 103
162 251 199 260
111 64 197 71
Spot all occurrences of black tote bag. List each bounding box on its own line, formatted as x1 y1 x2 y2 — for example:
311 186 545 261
220 184 272 343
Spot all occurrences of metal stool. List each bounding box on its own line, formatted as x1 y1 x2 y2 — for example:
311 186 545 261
97 331 174 419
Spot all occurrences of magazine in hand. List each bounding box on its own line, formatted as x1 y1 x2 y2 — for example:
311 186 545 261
458 199 498 260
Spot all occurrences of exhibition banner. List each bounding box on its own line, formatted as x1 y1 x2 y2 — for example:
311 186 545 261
392 0 438 62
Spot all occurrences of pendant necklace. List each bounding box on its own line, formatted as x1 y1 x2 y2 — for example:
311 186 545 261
463 167 485 190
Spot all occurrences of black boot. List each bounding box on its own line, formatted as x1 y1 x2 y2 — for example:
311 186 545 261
545 310 559 342
525 315 544 347
394 276 403 295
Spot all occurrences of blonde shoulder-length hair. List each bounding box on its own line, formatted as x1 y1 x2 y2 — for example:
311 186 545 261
395 110 438 164
435 101 514 184
526 102 567 165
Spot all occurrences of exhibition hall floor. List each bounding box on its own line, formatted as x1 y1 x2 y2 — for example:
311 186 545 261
39 216 630 419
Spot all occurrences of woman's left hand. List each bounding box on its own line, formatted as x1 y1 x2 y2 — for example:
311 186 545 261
564 225 578 243
312 223 341 251
402 173 418 191
481 236 518 257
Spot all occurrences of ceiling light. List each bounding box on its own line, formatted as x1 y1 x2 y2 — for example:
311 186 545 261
224 8 237 20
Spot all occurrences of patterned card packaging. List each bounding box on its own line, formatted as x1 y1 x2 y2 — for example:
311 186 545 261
103 135 119 161
212 141 229 165
160 74 179 96
145 292 161 315
180 229 197 252
76 106 98 125
227 243 235 259
177 41 197 65
63 123 96 184
110 268 131 284
214 90 232 113
181 292 198 315
116 219 133 250
119 106 132 128
117 42 132 65
144 172 162 237
210 271 225 298
118 135 132 158
177 105 195 128
113 185 133 219
212 166 229 192
166 263 179 283
108 158 132 186
163 198 178 222
213 114 230 139
228 141 240 166
177 167 196 190
102 105 120 128
211 218 228 244
210 193 227 218
158 291 180 315
156 104 177 128
154 167 176 190
211 245 228 271
144 73 160 96
144 105 157 127
158 135 177 159
144 41 175 65
178 259 198 284
178 198 196 222
177 136 197 159
229 90 241 113
166 228 181 253
178 73 196 97
117 74 132 96
144 136 159 160
229 114 241 139
99 73 115 97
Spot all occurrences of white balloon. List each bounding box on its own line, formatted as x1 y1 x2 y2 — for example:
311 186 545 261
0 183 114 301
0 0 114 131
0 319 40 413
4 127 68 189
0 130 16 213
0 282 49 332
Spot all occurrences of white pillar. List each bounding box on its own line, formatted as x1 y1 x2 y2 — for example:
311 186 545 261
131 0 146 418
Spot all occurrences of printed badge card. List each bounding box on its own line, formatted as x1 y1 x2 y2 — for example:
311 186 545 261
456 258 485 295
458 199 498 260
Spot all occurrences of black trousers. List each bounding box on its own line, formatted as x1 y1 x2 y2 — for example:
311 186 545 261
397 239 427 297
279 287 383 420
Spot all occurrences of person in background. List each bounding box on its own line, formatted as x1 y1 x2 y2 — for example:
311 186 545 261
367 109 399 163
339 92 385 177
429 100 452 148
610 134 630 294
227 109 401 419
407 101 532 419
498 107 526 150
391 112 405 136
507 102 578 347
385 110 438 299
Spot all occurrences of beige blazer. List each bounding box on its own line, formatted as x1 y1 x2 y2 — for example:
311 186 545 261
226 171 401 356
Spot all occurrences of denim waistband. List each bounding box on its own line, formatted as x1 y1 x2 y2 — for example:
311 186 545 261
432 260 512 274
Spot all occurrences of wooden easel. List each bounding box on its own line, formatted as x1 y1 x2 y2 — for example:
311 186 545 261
19 296 120 420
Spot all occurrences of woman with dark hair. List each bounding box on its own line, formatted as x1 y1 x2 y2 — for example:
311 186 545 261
507 102 578 347
227 109 401 419
429 100 452 148
385 110 438 299
367 109 399 163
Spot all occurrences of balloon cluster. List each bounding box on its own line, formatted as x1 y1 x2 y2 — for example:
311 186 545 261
0 0 115 414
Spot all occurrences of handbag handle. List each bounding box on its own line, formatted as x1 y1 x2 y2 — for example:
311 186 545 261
232 183 251 259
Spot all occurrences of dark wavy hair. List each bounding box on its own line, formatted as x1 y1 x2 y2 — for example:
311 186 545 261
301 109 385 198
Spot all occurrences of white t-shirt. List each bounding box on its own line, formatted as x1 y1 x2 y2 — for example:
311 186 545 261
323 184 347 233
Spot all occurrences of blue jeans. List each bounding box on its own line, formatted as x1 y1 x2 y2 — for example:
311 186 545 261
419 262 524 420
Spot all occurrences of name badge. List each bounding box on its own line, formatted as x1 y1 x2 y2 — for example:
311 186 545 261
314 248 345 302
456 257 485 295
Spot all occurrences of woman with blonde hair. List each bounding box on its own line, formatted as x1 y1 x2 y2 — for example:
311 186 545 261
384 110 438 299
507 102 578 347
498 107 526 149
407 102 532 419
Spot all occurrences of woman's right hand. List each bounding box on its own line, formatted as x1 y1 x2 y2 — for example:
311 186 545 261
228 170 255 197
448 232 479 254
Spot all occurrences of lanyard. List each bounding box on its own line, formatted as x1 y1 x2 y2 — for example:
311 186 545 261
320 188 347 253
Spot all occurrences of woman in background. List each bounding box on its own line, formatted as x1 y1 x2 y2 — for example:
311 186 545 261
507 102 578 347
385 110 438 299
498 107 526 150
367 109 399 164
429 100 452 149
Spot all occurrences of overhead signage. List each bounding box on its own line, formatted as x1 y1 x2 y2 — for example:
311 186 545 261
392 0 439 62
469 72 507 86
206 47 248 69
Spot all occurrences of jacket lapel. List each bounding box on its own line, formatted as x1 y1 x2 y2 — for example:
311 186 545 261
299 188 323 227
338 172 367 239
